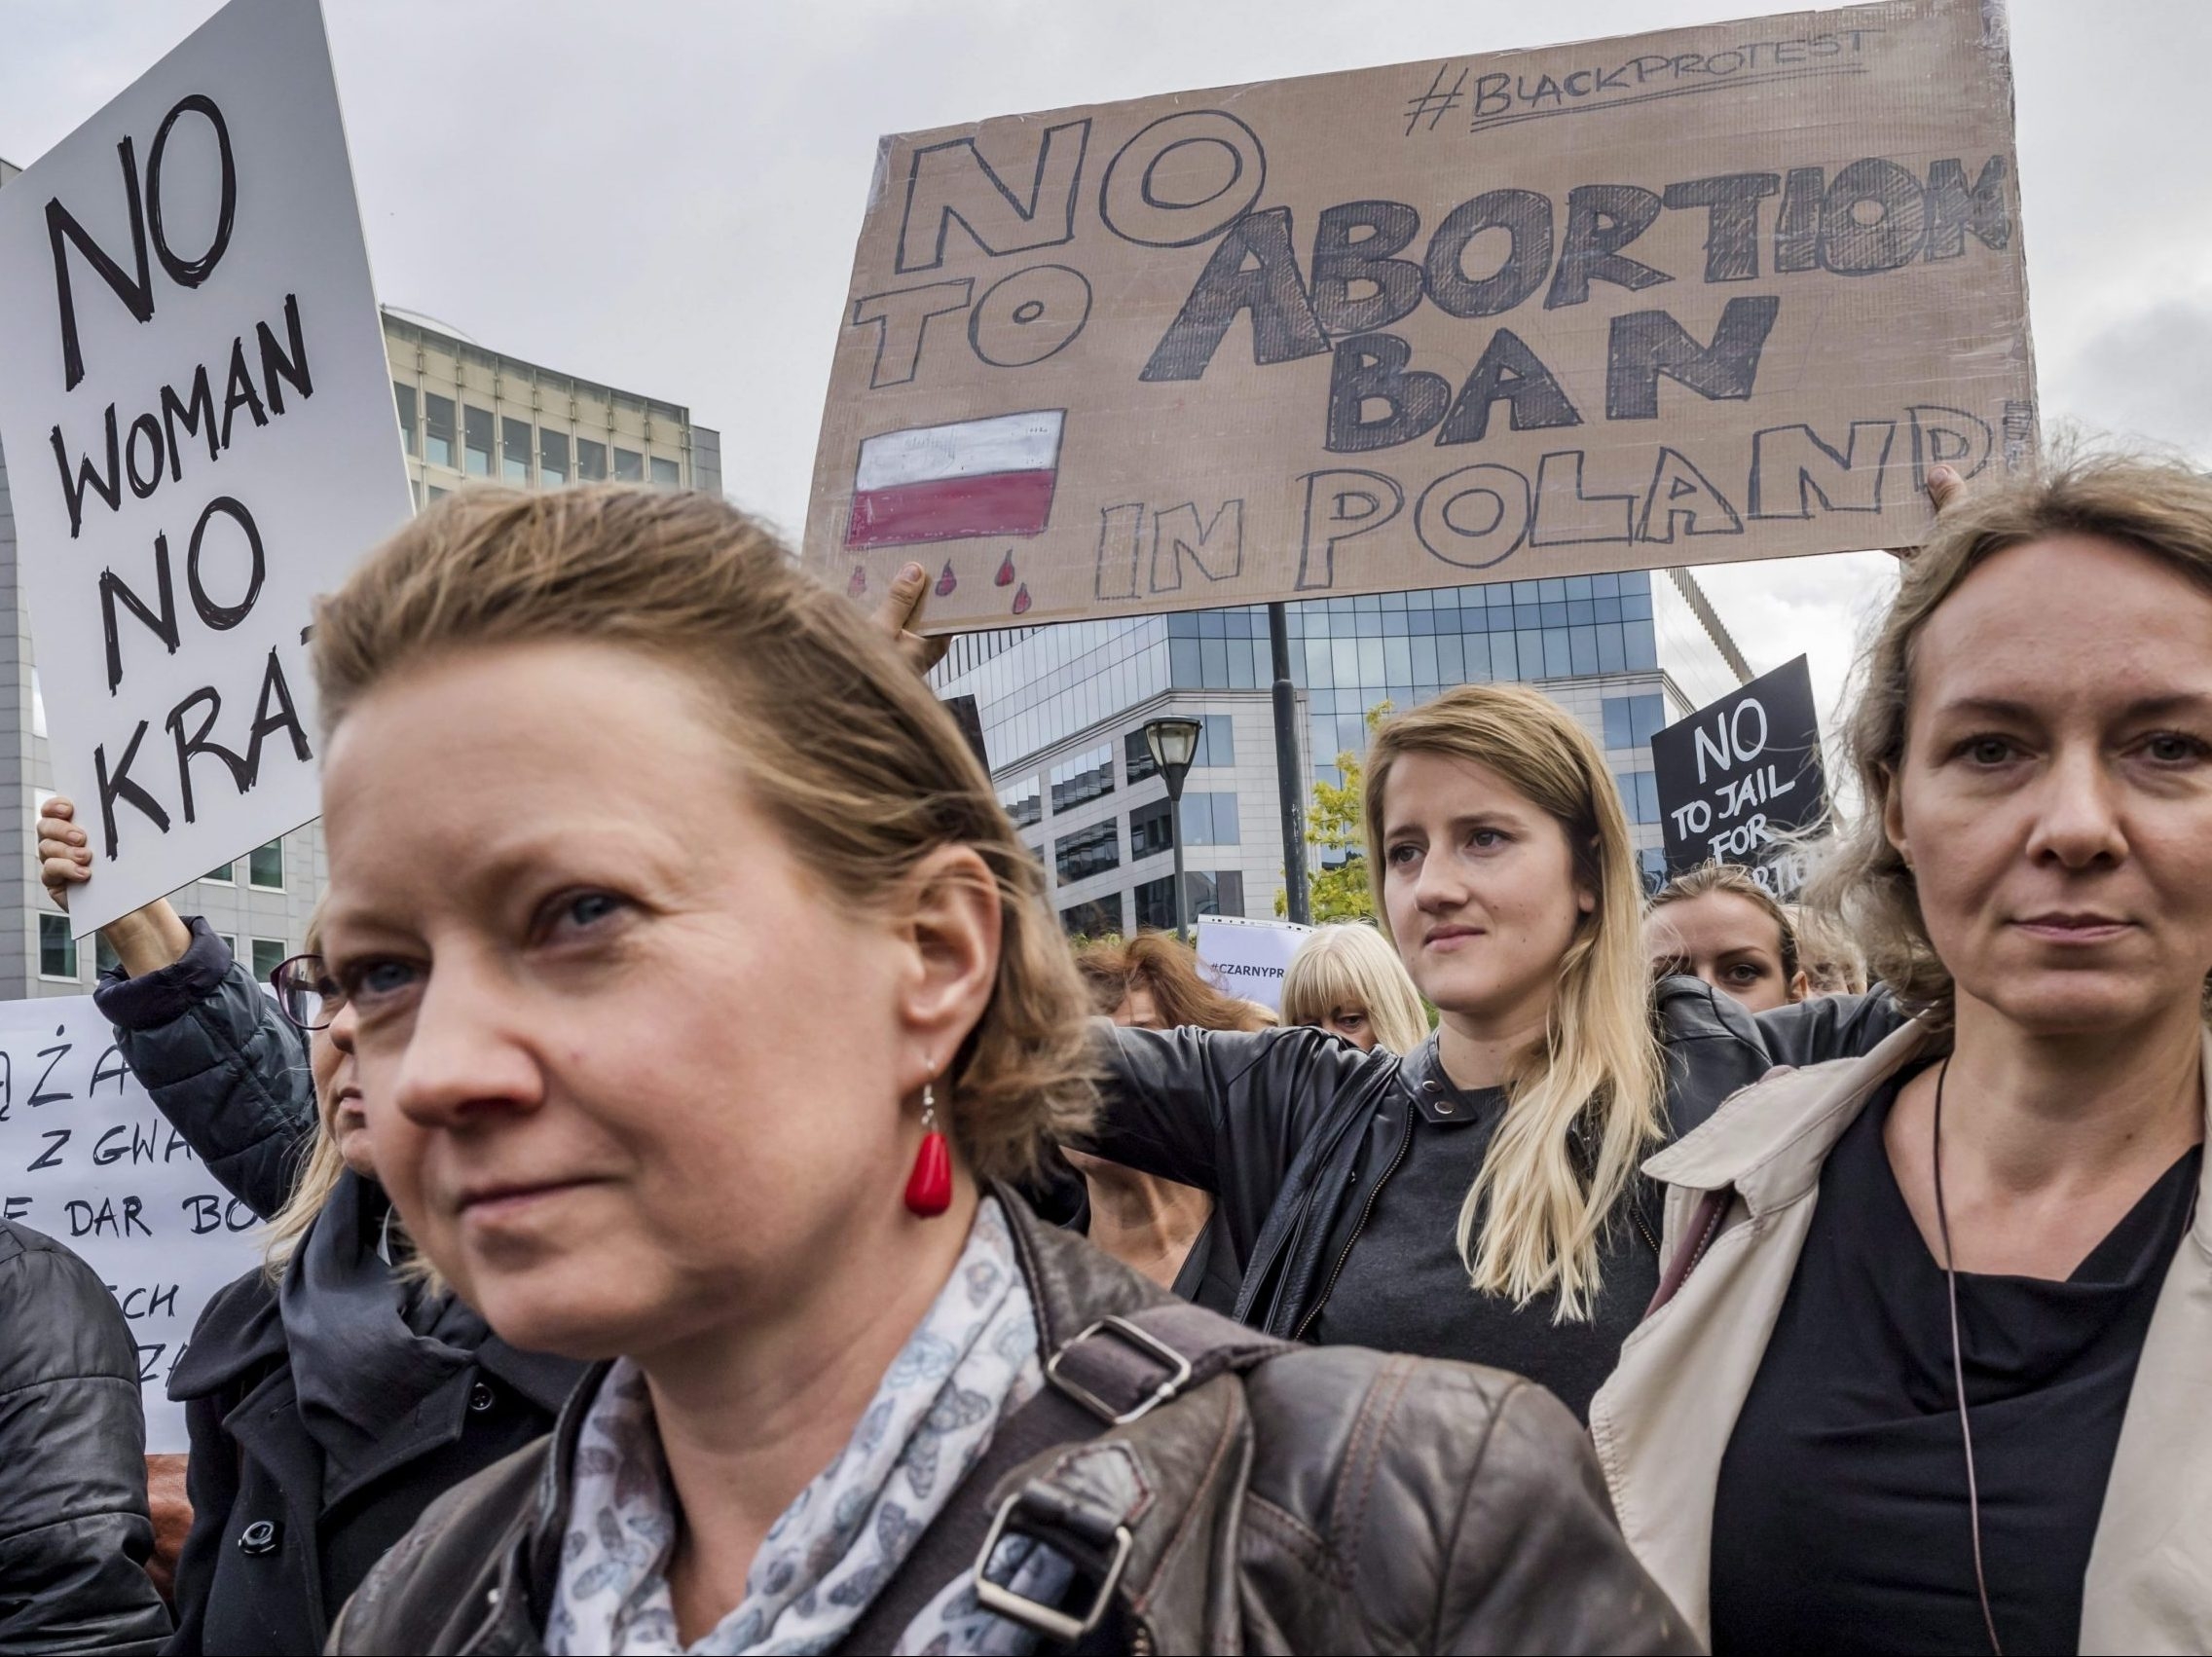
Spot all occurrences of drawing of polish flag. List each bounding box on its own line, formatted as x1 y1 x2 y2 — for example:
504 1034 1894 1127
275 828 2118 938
845 410 1064 549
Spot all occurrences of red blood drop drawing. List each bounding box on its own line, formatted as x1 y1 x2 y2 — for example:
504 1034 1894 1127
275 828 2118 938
995 552 1016 587
1012 583 1033 615
935 561 958 597
847 566 867 598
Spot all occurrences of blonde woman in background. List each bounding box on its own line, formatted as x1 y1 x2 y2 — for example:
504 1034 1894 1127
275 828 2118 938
1644 863 1809 1014
1282 921 1431 1053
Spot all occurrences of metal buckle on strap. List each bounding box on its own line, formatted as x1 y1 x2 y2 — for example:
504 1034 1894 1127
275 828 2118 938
972 1490 1132 1644
1046 1315 1195 1424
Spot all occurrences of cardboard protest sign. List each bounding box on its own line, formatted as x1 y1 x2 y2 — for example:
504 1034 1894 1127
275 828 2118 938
1651 654 1826 896
1197 914 1311 1012
808 0 2034 635
0 0 412 934
0 995 262 1451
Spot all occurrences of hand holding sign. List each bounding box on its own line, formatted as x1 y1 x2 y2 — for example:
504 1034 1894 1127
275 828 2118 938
38 797 193 977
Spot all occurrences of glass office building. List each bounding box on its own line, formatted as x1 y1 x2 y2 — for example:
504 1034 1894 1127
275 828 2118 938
933 568 1751 937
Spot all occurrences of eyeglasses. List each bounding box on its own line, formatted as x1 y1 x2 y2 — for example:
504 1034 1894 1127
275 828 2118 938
270 954 345 1032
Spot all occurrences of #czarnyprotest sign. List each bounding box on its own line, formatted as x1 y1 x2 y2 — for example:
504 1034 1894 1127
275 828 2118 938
807 0 2034 635
1196 914 1311 1013
0 995 262 1452
0 0 412 935
1650 654 1826 897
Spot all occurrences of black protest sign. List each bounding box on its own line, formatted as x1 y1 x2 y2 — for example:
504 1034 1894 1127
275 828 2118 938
1651 655 1825 892
0 0 411 933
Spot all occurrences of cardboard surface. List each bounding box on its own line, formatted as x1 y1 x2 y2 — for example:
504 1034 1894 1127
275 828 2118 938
808 0 2033 634
0 995 263 1452
1196 914 1311 1012
0 0 413 933
1650 653 1826 894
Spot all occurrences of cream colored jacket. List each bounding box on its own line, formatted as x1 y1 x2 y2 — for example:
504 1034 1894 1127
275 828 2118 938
1590 1017 2212 1654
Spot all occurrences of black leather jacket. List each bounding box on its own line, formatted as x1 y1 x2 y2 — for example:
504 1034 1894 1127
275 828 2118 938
328 1192 1696 1654
1087 978 1903 1340
0 1219 172 1654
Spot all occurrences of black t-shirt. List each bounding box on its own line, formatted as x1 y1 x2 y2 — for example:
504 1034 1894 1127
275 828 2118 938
1710 1069 2200 1656
1308 1076 1660 1423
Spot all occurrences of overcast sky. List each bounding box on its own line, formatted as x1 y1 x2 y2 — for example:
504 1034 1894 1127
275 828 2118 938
3 0 2206 733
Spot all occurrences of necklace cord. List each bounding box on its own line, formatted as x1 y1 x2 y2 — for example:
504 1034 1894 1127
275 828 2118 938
1933 1058 2004 1657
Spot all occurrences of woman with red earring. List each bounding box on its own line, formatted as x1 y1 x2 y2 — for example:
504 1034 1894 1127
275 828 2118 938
311 488 1692 1654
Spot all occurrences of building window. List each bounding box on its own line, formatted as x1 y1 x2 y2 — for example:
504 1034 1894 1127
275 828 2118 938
423 392 456 468
217 934 239 961
649 455 681 489
203 862 235 883
31 670 44 739
463 405 495 476
1124 728 1159 785
1053 820 1120 885
248 840 284 891
1049 743 1115 814
577 437 608 482
538 428 569 486
1133 870 1245 930
501 417 533 483
1194 715 1235 767
1618 769 1661 825
1060 895 1123 939
614 447 645 483
393 382 417 455
38 913 76 979
998 778 1041 829
1603 693 1667 753
1179 792 1240 846
250 939 288 982
427 485 448 502
1129 797 1174 859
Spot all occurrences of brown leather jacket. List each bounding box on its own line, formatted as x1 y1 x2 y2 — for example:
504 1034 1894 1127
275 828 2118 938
328 1194 1696 1654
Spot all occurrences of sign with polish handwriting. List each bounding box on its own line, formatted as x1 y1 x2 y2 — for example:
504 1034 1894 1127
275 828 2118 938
0 0 413 934
807 0 2033 634
0 995 262 1452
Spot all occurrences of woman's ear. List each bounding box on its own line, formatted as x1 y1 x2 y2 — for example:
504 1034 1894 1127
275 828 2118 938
1878 763 1911 873
890 845 1002 1094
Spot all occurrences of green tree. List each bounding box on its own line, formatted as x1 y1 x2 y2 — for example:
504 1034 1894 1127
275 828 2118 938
1277 702 1391 923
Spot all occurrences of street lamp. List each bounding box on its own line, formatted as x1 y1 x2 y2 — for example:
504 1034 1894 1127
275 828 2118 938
1143 716 1204 942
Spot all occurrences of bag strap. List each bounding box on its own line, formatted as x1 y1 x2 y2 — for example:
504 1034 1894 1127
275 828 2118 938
1643 1186 1733 1318
833 1304 1289 1654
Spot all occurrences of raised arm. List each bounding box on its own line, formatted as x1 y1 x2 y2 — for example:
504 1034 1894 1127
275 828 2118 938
1083 1019 1382 1200
41 798 314 1220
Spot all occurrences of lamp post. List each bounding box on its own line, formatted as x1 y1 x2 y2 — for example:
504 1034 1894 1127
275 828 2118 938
1143 715 1203 942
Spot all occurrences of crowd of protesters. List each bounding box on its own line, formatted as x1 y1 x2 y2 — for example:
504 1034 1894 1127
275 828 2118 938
0 445 2207 1653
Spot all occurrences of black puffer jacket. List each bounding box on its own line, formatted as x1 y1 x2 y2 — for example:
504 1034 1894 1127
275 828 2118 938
93 918 313 1221
0 1219 172 1654
1087 978 1904 1343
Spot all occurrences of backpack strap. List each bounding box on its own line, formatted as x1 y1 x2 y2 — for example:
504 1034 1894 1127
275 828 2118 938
833 1304 1289 1653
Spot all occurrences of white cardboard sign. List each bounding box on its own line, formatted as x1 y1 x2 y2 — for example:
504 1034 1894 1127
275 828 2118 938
0 0 411 934
1196 915 1311 1013
0 996 262 1452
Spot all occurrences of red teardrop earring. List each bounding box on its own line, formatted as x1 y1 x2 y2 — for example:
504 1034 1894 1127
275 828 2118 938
903 1081 952 1218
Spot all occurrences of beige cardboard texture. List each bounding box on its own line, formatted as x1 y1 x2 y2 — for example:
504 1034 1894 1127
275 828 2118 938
806 0 2033 634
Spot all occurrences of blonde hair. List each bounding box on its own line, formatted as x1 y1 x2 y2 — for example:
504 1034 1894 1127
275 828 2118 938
261 900 346 1275
1813 451 2212 1021
1281 923 1429 1054
1649 862 1800 983
1363 684 1665 1320
1790 904 1866 995
313 486 1097 1184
